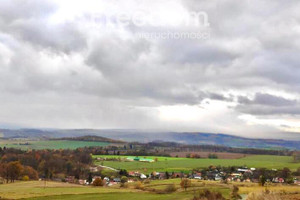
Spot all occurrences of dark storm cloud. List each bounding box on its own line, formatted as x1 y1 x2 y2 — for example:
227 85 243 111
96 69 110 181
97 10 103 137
237 93 300 115
238 93 297 107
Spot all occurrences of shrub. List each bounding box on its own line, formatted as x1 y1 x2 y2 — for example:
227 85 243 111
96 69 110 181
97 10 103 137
208 153 218 159
22 175 29 181
121 176 128 183
231 185 242 200
120 182 129 188
193 190 225 200
144 179 151 184
259 175 266 186
22 166 38 180
134 181 144 190
165 183 177 193
93 178 103 186
246 192 282 200
180 178 191 191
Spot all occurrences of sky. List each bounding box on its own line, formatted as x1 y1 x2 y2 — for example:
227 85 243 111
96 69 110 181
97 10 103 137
0 0 300 139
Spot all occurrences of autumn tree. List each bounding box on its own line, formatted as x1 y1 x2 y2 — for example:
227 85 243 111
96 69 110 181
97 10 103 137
93 178 103 186
0 163 9 183
22 166 39 180
230 185 242 200
87 173 93 184
8 161 23 182
259 175 266 186
180 178 191 191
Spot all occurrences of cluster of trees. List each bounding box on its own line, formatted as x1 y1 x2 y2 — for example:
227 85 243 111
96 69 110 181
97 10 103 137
185 153 218 159
0 147 92 183
83 141 293 158
174 144 292 156
186 153 201 158
0 161 38 183
293 151 300 162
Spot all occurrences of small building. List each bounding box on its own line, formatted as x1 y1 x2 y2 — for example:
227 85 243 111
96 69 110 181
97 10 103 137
172 172 183 178
113 178 121 182
65 176 75 183
89 167 98 172
78 179 86 185
127 157 154 162
140 174 147 179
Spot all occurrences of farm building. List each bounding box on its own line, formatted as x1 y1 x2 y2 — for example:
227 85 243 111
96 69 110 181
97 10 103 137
126 157 154 162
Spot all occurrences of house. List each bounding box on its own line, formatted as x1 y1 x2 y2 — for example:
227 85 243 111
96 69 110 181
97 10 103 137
231 173 242 178
128 171 141 177
140 173 147 179
191 173 202 180
89 167 98 172
158 172 165 179
113 178 121 182
172 172 183 178
78 179 86 185
215 174 222 181
65 176 75 183
103 177 110 182
279 178 284 183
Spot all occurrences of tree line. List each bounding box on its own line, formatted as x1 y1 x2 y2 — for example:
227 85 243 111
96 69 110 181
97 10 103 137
0 147 92 183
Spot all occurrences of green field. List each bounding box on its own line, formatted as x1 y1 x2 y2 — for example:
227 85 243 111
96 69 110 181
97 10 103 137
2 179 300 200
0 180 231 200
0 139 110 150
93 155 300 172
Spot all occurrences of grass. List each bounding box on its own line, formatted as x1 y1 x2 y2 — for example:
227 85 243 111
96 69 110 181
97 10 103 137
0 181 130 199
24 193 191 200
0 180 231 200
0 139 110 150
93 155 300 172
1 179 300 200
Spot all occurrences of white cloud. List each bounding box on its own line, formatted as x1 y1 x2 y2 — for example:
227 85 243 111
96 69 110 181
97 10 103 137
0 0 300 138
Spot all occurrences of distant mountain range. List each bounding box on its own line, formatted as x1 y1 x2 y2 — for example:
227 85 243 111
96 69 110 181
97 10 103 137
1 128 300 150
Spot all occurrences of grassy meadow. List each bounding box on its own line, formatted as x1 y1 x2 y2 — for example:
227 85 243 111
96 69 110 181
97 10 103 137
93 155 300 172
0 179 231 200
2 179 300 200
0 139 110 150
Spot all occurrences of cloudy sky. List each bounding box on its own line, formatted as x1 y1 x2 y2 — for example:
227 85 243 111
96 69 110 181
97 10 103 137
0 0 300 139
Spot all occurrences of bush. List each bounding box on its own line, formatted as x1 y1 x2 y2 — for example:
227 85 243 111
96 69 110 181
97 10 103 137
286 177 294 184
134 181 144 190
208 153 218 159
144 179 151 184
121 176 128 183
193 190 225 200
22 166 38 180
120 182 129 188
180 178 191 191
22 175 29 181
165 183 177 193
231 185 242 200
93 178 103 186
246 192 282 200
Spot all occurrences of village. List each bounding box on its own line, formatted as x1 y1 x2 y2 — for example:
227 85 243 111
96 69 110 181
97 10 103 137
60 156 297 187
